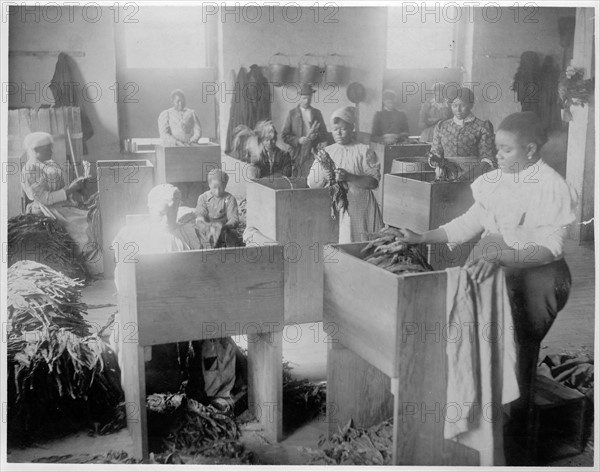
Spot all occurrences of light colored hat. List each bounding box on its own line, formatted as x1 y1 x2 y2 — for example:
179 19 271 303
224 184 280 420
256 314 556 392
24 131 53 150
382 89 397 100
208 168 229 185
330 106 355 126
147 184 181 213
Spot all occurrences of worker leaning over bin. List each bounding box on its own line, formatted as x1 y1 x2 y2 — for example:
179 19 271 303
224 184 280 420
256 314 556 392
113 183 244 412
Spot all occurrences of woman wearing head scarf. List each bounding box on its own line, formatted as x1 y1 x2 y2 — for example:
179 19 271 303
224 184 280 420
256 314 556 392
308 106 383 243
158 89 203 146
20 131 99 272
429 86 497 176
418 82 452 143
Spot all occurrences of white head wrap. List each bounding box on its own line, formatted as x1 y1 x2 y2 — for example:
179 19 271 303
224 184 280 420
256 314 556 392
330 107 356 127
24 132 53 150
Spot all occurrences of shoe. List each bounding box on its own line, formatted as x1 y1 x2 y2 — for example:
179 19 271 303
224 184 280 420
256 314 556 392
210 397 234 413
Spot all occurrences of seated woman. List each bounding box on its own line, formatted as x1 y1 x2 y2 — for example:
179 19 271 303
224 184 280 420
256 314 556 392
430 86 497 177
21 131 100 273
395 112 577 458
248 121 293 180
158 89 202 146
232 121 293 180
418 82 452 143
371 89 410 145
308 106 383 243
195 169 242 248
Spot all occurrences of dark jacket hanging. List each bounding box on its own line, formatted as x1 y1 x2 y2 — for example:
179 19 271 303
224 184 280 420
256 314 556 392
49 52 94 155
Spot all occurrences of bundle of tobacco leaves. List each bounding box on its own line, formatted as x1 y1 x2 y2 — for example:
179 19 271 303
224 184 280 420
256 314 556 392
361 228 432 274
8 213 89 282
7 261 124 444
146 393 252 463
314 418 394 465
313 146 348 220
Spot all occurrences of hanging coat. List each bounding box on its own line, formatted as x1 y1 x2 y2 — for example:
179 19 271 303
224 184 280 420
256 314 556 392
49 52 94 154
225 67 248 153
539 55 562 132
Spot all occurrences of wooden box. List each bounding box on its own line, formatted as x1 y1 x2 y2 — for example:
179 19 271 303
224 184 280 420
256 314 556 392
246 178 338 324
118 246 286 460
382 172 474 231
96 159 155 277
155 144 221 208
323 242 479 465
382 172 476 269
221 152 256 198
155 144 221 183
369 141 431 209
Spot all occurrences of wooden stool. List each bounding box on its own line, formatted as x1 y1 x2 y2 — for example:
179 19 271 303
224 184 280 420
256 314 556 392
528 374 587 461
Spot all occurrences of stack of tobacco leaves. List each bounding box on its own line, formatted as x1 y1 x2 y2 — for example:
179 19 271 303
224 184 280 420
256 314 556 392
314 418 394 465
7 261 124 444
282 361 327 432
8 214 89 282
146 393 253 464
362 228 432 274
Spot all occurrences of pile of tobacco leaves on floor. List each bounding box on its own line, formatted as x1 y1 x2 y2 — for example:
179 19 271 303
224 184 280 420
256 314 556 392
8 214 90 282
7 261 124 445
146 392 254 464
311 418 395 465
362 228 432 274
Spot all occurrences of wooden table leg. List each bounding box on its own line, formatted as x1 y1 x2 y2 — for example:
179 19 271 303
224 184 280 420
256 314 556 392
248 329 283 442
326 341 393 436
123 343 149 461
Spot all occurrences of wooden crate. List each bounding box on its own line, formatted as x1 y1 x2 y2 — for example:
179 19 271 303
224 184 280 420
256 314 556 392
155 144 221 208
382 172 476 269
155 144 221 183
369 141 432 209
323 242 480 466
246 178 338 324
382 172 474 231
97 160 155 277
118 246 285 460
221 153 256 198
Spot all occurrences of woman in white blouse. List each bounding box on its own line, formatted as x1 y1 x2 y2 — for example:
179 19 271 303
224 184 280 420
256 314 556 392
158 89 202 146
307 106 383 243
396 112 577 446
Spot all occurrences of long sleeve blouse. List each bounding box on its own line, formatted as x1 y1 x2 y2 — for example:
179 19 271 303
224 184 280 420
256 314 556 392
441 159 578 259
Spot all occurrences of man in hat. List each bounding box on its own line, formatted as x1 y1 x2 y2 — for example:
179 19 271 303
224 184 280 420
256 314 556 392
281 83 329 176
371 89 410 144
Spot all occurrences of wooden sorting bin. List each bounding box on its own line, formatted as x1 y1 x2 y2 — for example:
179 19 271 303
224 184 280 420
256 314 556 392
382 172 476 269
118 246 285 461
324 242 480 466
246 178 338 324
155 144 221 207
96 159 154 276
155 144 221 183
369 141 431 209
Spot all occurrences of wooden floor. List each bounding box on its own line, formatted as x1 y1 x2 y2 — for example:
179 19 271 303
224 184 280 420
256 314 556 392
543 238 596 354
